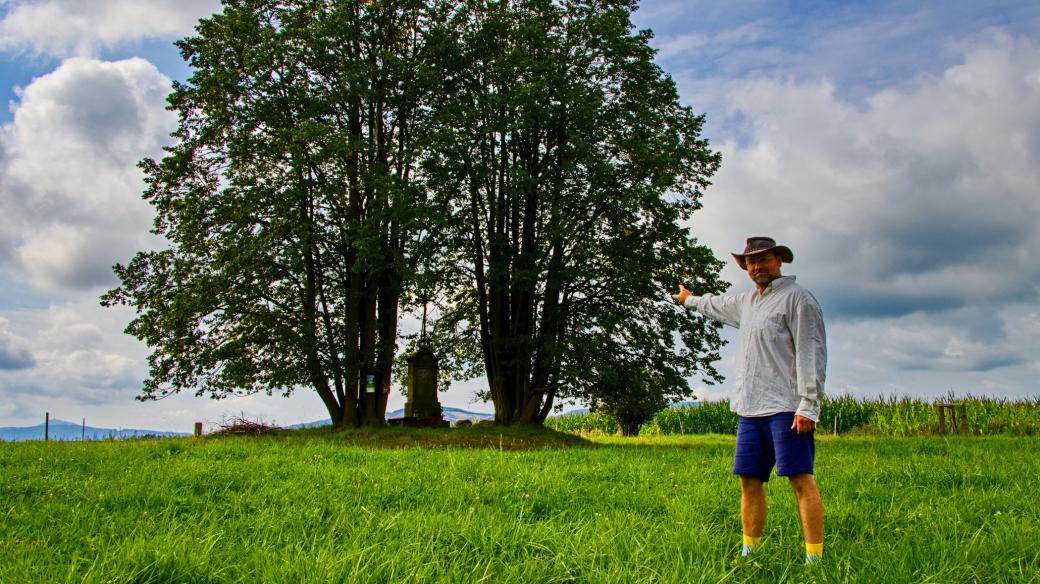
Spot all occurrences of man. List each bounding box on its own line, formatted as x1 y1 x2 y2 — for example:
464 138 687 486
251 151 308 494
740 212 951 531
672 236 826 564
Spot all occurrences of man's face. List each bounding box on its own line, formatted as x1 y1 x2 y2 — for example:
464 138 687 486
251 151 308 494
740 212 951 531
745 251 782 287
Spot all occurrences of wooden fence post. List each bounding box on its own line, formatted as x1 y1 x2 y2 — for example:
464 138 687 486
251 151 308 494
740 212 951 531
45 412 49 441
936 402 970 436
194 422 203 437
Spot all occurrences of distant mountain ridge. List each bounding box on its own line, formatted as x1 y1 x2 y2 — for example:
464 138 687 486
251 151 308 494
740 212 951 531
0 407 497 441
387 406 496 423
1 402 700 441
0 419 189 442
287 406 496 429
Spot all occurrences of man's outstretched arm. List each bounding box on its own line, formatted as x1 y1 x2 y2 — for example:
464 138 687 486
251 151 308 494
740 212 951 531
672 284 743 328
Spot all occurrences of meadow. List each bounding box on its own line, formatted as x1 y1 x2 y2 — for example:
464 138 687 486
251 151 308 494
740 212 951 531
1 426 1037 583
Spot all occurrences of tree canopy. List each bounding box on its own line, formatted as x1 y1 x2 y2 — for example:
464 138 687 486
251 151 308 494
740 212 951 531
418 0 728 425
104 0 727 429
103 0 441 427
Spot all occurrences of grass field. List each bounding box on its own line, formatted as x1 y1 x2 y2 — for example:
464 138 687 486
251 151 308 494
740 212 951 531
2 427 1037 583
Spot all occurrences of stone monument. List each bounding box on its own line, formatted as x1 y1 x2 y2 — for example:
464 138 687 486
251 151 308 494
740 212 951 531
405 345 441 420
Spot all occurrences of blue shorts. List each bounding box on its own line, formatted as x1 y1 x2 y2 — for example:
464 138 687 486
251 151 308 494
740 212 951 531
733 412 815 482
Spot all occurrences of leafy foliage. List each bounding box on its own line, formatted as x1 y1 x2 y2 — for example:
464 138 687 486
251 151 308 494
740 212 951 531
581 358 670 436
104 0 727 429
102 0 440 426
420 0 726 424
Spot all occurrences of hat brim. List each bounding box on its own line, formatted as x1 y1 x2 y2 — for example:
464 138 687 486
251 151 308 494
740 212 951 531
733 245 793 270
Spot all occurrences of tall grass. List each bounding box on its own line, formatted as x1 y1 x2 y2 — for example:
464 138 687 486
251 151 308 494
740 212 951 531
544 411 618 435
1 430 1038 583
648 401 737 435
818 394 880 434
869 396 941 437
547 394 1040 437
966 396 1040 435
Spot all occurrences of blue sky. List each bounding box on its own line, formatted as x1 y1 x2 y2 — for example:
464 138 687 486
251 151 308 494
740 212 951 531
0 0 1038 431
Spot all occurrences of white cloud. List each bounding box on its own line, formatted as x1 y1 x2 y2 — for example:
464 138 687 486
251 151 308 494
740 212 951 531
691 31 1040 319
654 33 710 61
834 309 1029 374
0 298 340 429
0 302 144 400
0 56 175 292
0 317 34 369
676 30 1040 399
826 301 1040 400
0 0 221 59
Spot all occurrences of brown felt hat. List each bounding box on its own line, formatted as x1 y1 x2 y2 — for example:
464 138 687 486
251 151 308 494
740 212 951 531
732 236 794 270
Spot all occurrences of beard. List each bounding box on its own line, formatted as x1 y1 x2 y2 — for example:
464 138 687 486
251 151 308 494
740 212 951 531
753 272 778 286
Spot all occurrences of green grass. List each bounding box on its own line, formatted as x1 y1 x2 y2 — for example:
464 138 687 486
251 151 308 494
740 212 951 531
1 428 1038 583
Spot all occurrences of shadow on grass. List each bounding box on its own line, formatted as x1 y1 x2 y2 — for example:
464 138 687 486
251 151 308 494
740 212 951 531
202 424 747 452
204 423 600 451
582 433 736 451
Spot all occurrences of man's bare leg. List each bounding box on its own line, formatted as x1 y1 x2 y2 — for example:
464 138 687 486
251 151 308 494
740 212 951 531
788 473 824 561
739 476 767 555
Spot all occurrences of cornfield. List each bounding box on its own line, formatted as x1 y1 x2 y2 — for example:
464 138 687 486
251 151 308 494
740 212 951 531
648 401 737 435
546 394 1040 437
544 411 618 435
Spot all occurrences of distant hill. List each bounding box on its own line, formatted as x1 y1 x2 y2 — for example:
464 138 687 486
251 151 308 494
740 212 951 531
285 406 495 429
386 406 495 423
285 419 334 429
671 400 701 409
0 419 189 442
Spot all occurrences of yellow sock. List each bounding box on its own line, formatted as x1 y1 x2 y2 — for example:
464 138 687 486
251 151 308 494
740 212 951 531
805 541 823 563
741 534 761 557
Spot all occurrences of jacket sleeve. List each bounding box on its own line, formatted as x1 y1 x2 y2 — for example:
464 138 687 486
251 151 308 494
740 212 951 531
790 291 827 422
684 293 743 328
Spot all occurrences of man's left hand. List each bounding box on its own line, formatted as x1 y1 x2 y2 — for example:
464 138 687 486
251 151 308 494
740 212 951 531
791 415 815 434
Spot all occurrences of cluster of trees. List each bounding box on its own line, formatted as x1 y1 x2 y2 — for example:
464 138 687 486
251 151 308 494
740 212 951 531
103 0 728 431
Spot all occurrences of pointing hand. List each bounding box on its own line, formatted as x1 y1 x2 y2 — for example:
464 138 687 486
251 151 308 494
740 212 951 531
672 284 691 304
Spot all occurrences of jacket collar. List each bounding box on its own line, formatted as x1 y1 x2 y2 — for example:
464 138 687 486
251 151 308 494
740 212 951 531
760 275 796 296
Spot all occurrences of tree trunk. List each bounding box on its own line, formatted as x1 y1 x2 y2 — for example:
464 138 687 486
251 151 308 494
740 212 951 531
619 418 642 437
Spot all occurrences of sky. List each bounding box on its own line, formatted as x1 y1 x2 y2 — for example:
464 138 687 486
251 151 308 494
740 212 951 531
0 0 1038 432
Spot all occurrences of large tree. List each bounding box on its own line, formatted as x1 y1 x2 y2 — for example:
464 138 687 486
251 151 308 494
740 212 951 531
103 0 440 427
420 0 727 425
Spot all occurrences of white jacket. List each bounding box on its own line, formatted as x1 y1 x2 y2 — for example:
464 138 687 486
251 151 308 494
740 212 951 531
685 276 826 421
